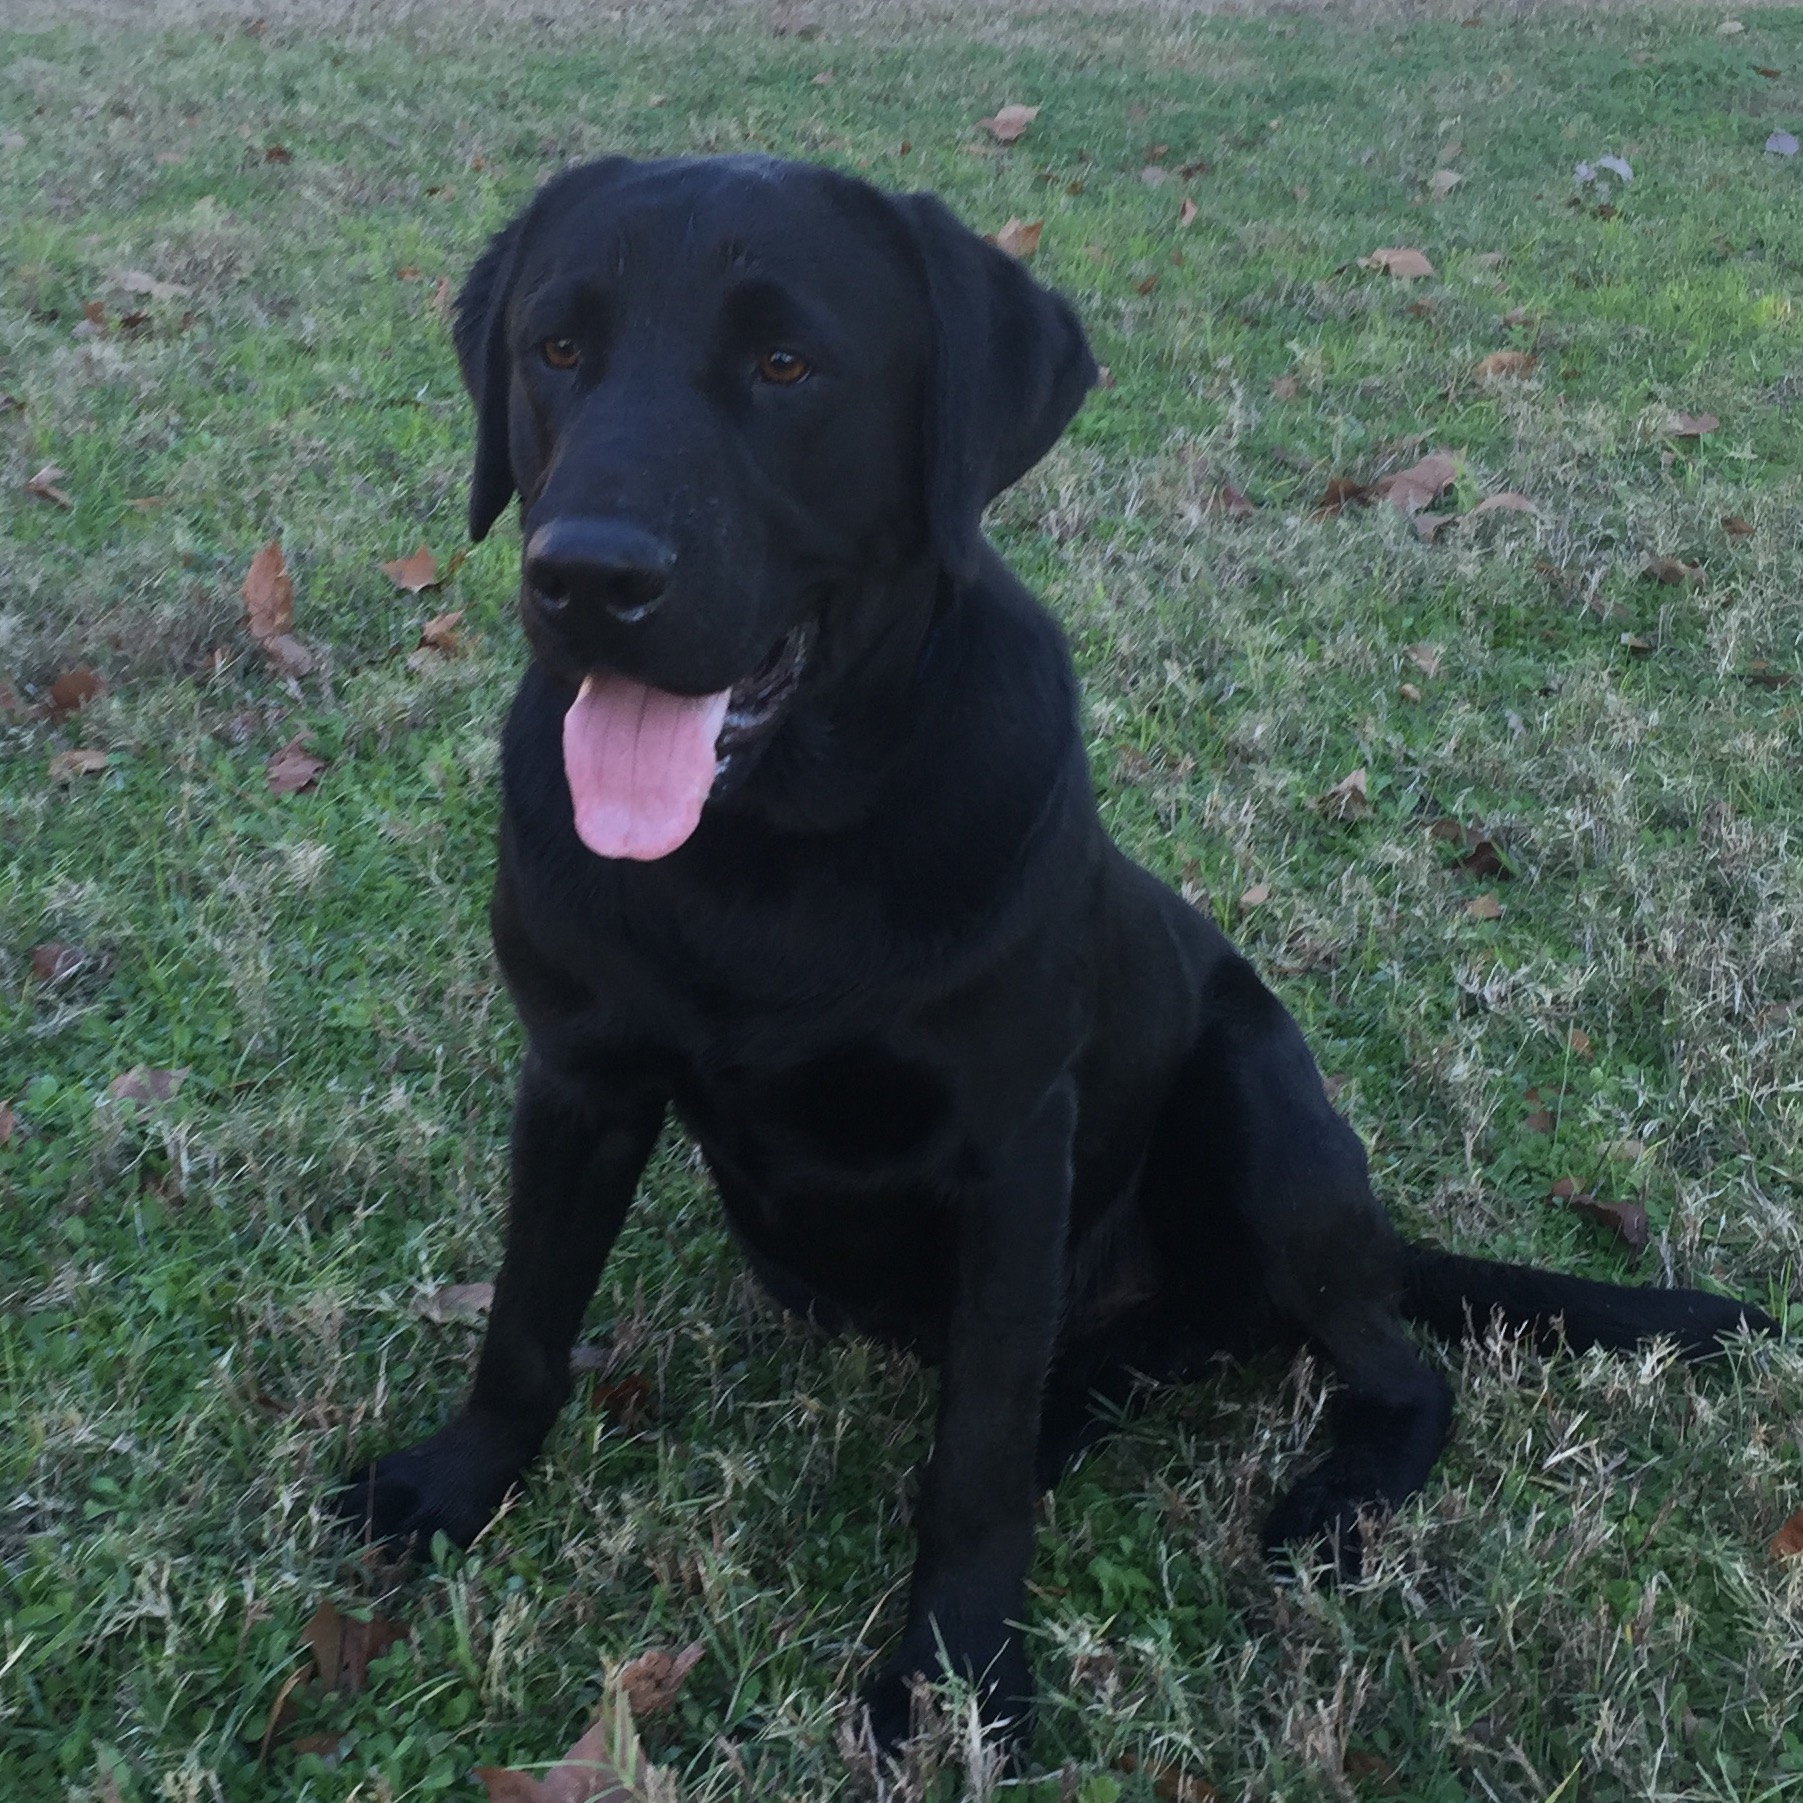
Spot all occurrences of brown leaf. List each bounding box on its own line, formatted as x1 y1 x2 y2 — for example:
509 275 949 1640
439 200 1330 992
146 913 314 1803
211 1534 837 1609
1269 374 1300 401
0 1101 15 1147
1427 168 1462 201
26 464 74 508
1742 661 1797 689
1118 1752 1220 1802
302 1601 409 1697
1314 474 1370 516
1467 893 1503 920
977 104 1038 144
1469 491 1536 518
1239 882 1271 911
108 267 189 301
1523 1108 1554 1134
107 1066 187 1104
417 1282 495 1324
30 941 83 984
1568 1027 1593 1059
264 144 292 163
1134 272 1161 297
989 217 1043 260
1619 631 1654 656
419 609 465 654
1665 411 1718 438
1206 481 1254 519
1406 642 1442 679
266 738 325 795
1315 766 1370 823
1357 246 1436 279
260 633 316 679
1455 837 1509 879
1177 197 1198 229
1643 556 1701 586
592 1372 654 1429
1570 1195 1648 1251
50 666 105 716
393 265 423 281
49 748 108 782
243 539 294 641
380 543 441 593
1721 514 1754 538
1371 451 1457 517
618 1642 704 1717
1398 681 1422 702
475 1691 663 1803
1770 1509 1803 1560
1474 350 1537 380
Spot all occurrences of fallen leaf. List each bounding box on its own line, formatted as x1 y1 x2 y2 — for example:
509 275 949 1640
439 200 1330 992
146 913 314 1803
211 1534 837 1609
1316 766 1370 823
1770 1509 1803 1560
380 543 441 593
420 609 465 653
1767 131 1799 157
260 633 316 679
1467 893 1503 920
1568 1027 1593 1059
1398 681 1422 702
1470 491 1537 518
50 666 105 716
1717 17 1745 34
475 1690 667 1803
266 738 325 796
1721 514 1754 537
1474 350 1537 380
1524 1108 1554 1134
26 465 74 508
989 217 1043 260
591 1373 654 1429
394 265 423 281
243 539 294 641
1644 556 1701 585
1314 474 1369 516
1371 451 1457 517
1427 168 1462 200
1755 65 1781 79
1665 412 1718 438
417 1282 495 1324
1456 836 1509 879
977 104 1038 144
49 748 108 782
1406 642 1442 679
1269 374 1300 401
1239 882 1271 911
618 1643 704 1717
302 1601 409 1698
1119 1751 1220 1802
1570 1194 1648 1251
1742 661 1797 689
107 1066 187 1104
1358 246 1436 279
1619 632 1653 656
108 268 189 300
30 941 83 983
1205 480 1254 518
0 1102 15 1147
1177 197 1198 229
264 144 292 163
1134 272 1161 296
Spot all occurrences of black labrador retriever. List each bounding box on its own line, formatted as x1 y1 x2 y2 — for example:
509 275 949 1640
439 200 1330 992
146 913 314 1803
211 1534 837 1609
339 153 1777 1750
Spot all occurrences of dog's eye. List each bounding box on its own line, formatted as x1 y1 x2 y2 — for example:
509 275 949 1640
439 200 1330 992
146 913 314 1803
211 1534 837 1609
755 349 811 386
541 338 581 371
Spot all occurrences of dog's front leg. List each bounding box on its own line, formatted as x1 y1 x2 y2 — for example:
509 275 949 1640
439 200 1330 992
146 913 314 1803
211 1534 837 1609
337 1047 665 1550
864 1078 1075 1755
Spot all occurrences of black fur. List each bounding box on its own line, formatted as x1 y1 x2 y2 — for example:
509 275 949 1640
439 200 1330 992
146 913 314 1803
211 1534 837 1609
337 154 1777 1755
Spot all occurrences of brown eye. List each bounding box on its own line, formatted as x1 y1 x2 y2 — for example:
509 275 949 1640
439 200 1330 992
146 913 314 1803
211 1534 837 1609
542 337 580 370
756 348 810 386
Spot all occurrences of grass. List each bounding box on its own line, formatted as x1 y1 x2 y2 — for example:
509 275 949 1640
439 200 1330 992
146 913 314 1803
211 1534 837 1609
2 3 1802 1798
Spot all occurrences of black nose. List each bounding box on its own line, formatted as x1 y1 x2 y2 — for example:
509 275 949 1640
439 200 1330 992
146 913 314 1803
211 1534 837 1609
524 518 676 623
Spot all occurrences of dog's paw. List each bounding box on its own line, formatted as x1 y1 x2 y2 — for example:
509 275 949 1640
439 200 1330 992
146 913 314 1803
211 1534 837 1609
332 1413 524 1552
860 1628 1033 1759
1261 1470 1375 1583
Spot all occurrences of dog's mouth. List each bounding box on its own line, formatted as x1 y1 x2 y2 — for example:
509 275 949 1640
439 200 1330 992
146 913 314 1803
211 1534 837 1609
561 623 812 862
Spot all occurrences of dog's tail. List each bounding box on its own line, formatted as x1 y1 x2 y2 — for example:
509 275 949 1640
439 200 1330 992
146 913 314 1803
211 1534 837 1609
1398 1240 1779 1360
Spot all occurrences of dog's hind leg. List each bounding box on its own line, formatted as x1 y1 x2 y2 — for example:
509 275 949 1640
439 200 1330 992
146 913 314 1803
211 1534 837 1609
1143 950 1453 1573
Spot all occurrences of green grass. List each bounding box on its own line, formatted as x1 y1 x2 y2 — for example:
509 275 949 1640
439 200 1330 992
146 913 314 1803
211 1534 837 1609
3 5 1803 1799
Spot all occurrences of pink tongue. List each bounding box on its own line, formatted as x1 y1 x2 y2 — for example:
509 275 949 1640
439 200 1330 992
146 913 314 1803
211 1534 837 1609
562 672 732 860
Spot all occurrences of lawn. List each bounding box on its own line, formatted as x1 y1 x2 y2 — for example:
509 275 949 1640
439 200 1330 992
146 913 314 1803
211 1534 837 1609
2 3 1802 1799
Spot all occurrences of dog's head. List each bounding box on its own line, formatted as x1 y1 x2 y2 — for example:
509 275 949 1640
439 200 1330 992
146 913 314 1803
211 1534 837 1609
455 154 1095 859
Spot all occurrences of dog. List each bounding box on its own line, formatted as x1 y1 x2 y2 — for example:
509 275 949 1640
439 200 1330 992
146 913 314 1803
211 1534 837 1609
338 153 1778 1752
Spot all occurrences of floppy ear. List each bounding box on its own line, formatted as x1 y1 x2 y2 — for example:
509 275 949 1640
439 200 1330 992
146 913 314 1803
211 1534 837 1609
893 192 1098 577
453 217 525 543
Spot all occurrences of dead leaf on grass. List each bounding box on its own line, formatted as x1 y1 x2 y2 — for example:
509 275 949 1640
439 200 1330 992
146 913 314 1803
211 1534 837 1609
988 217 1043 259
1570 1194 1649 1251
1474 350 1537 380
0 1102 15 1147
1178 197 1198 229
1371 451 1457 517
1664 411 1718 438
1119 1751 1220 1801
107 1066 187 1104
1721 514 1754 538
1770 1508 1803 1560
591 1372 654 1428
1315 766 1370 823
1427 168 1462 201
261 633 316 678
977 104 1038 144
26 465 74 508
49 748 108 782
1269 374 1300 400
50 666 105 716
1357 246 1435 279
380 543 443 593
475 1689 672 1803
1644 556 1702 585
1406 643 1442 679
108 268 189 301
618 1642 704 1717
243 539 295 640
266 738 325 795
302 1601 409 1697
30 941 84 983
1467 893 1503 920
1239 883 1271 911
1568 1027 1593 1059
417 1282 494 1324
